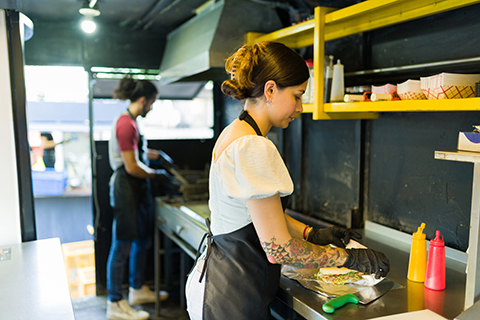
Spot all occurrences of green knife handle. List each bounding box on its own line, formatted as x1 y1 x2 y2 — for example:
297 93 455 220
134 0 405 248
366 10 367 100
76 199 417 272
322 293 360 313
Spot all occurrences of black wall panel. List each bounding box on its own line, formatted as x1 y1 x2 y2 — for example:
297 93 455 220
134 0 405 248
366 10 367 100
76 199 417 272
301 116 362 226
368 112 480 251
370 4 480 70
147 139 214 171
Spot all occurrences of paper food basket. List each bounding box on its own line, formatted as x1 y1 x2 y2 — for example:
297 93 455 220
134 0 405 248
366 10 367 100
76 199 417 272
420 73 480 99
397 79 426 100
372 83 397 94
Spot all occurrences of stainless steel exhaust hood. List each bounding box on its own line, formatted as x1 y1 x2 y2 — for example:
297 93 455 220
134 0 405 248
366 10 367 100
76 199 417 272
159 0 283 84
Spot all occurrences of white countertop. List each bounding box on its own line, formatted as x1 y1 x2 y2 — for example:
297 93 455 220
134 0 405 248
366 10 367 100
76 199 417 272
0 238 75 319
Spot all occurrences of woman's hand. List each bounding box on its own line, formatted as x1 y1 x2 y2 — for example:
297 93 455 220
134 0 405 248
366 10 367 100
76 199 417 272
342 248 390 278
307 226 362 248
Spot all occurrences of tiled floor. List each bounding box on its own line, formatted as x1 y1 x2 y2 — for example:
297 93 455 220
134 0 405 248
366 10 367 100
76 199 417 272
72 295 190 320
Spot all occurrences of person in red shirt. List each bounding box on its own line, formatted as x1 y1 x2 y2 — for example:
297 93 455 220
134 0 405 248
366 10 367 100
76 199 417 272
106 76 168 320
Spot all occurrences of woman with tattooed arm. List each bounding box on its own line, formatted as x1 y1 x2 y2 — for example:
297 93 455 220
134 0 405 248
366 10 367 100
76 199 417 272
185 41 390 320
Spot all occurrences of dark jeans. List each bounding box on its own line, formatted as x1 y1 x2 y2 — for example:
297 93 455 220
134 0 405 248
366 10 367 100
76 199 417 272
106 220 153 302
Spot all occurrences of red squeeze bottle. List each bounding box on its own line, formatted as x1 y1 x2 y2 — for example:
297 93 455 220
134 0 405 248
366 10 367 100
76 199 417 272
425 230 446 290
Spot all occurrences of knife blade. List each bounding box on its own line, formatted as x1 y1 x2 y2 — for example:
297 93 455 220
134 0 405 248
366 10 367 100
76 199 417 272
322 279 395 313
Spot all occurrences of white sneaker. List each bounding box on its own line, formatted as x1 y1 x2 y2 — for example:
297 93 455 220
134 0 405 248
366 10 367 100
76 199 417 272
128 285 169 305
106 299 150 320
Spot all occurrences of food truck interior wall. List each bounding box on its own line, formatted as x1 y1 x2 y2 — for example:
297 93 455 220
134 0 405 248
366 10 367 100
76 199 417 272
21 3 480 291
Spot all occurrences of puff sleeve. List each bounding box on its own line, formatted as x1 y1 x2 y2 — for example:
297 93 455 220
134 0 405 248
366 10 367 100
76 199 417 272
215 136 293 200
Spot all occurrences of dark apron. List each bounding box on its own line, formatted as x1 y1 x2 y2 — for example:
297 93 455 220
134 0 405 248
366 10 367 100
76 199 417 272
43 149 56 168
198 110 289 320
110 116 153 241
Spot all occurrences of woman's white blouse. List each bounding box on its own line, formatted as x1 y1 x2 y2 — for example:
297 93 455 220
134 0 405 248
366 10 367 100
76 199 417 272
209 135 294 235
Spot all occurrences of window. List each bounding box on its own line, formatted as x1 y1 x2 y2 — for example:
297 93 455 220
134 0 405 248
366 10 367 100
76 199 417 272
93 81 214 141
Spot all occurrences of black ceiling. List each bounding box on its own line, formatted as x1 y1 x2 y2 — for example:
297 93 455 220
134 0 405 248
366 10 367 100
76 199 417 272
18 0 208 34
17 0 360 34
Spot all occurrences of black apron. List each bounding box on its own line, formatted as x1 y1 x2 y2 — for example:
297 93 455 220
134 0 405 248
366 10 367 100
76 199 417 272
199 110 289 320
110 113 153 241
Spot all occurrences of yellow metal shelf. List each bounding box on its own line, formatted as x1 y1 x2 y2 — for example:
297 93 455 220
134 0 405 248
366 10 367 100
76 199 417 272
324 97 480 113
246 0 480 120
302 103 314 113
248 0 480 45
302 103 379 120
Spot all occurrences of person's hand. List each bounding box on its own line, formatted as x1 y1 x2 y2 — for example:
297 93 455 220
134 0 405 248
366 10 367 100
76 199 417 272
342 248 390 278
155 169 174 181
306 226 362 248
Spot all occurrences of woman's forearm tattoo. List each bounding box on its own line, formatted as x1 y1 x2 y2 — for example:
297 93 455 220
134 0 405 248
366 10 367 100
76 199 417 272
261 237 347 268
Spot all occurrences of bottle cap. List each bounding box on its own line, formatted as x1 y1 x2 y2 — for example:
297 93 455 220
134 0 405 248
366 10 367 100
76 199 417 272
430 230 444 246
413 223 426 240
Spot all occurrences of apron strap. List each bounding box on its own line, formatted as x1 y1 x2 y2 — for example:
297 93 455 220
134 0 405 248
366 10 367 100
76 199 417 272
239 110 263 136
198 218 213 283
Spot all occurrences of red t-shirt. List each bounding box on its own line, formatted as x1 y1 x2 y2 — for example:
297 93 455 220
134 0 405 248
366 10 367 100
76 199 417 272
116 114 138 152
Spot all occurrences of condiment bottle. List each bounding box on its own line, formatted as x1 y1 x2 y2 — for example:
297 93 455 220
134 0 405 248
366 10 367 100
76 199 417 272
407 223 427 282
425 230 446 290
324 55 334 103
330 59 344 102
303 59 314 104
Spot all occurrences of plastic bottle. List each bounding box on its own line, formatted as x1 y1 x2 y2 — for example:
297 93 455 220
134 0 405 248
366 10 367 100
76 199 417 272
303 60 314 104
407 223 427 282
324 55 334 103
330 59 344 102
425 230 446 290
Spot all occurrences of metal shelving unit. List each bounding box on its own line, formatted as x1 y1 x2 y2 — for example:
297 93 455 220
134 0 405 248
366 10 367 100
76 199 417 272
435 150 480 309
246 0 480 120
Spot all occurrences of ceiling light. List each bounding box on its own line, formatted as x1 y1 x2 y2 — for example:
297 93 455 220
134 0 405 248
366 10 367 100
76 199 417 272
79 1 100 34
81 17 97 33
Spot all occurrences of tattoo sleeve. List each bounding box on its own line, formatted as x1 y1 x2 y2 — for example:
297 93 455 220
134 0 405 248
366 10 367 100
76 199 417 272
261 237 348 268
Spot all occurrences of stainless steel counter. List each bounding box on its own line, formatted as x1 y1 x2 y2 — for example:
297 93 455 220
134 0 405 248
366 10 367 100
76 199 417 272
155 198 467 320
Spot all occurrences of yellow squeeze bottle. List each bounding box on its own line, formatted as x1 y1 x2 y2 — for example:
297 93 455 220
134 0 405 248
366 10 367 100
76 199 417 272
407 223 427 282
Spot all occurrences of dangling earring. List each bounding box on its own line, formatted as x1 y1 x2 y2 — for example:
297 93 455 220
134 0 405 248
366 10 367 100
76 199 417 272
266 99 272 107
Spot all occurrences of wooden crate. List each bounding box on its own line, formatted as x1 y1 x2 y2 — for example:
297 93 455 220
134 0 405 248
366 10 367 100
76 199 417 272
61 240 96 298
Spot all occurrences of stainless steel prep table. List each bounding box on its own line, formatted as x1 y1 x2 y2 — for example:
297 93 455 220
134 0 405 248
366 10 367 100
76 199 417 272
0 238 75 320
155 198 467 319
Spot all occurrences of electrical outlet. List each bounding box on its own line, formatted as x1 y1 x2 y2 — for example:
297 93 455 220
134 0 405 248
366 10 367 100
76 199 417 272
0 248 11 261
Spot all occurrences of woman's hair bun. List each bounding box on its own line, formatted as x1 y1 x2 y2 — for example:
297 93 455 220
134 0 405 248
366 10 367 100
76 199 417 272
221 44 257 100
221 41 309 101
221 79 250 100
